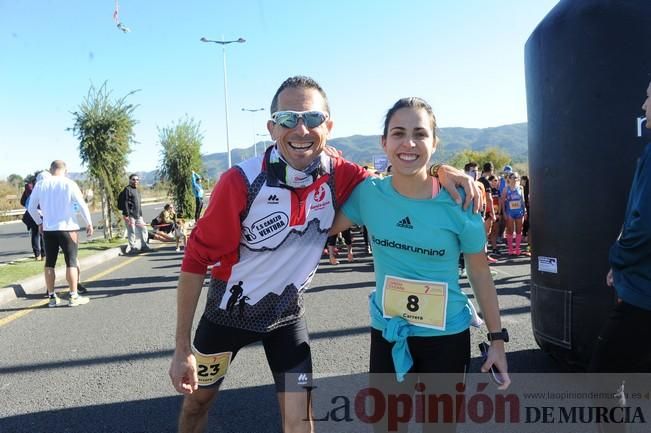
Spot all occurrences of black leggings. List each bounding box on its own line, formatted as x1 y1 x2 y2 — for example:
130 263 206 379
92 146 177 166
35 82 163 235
195 197 204 221
43 231 78 268
30 227 45 258
193 316 312 392
369 328 470 433
370 328 470 374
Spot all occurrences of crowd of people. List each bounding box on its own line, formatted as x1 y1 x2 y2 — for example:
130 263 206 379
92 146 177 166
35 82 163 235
18 168 196 305
12 75 650 433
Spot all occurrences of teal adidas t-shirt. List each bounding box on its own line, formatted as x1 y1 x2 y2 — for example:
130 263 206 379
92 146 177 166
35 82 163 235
342 176 486 337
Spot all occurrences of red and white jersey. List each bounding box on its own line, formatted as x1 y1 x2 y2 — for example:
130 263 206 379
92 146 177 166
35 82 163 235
182 150 367 332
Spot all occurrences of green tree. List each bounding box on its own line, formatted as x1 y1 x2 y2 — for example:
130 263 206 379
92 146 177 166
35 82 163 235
70 82 138 239
158 117 203 218
446 147 512 173
6 174 24 191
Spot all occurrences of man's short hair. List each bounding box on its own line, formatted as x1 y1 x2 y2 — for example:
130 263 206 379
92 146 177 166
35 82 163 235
464 162 478 172
129 173 138 180
50 160 66 172
270 76 330 114
482 162 494 173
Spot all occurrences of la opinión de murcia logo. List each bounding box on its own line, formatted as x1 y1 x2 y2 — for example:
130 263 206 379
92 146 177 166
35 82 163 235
300 381 646 431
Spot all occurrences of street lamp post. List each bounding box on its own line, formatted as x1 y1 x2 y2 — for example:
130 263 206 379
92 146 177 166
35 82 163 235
200 36 246 169
242 107 265 157
256 133 270 155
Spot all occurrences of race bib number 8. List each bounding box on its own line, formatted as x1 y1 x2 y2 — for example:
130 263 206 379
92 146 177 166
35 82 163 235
193 348 232 387
382 275 448 330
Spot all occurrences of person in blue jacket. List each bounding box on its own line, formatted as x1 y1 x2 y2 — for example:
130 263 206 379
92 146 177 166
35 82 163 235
191 171 204 221
589 79 651 373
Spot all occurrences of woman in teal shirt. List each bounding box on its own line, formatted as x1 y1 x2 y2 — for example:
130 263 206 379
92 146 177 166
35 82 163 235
330 97 510 430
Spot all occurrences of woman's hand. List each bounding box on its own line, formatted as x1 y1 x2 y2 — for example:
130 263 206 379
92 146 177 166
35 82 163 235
435 165 484 212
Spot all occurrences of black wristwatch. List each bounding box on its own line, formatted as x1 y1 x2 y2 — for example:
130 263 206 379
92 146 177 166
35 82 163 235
487 328 509 342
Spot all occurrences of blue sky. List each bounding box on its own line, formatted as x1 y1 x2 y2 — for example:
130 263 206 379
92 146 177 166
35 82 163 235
0 0 559 178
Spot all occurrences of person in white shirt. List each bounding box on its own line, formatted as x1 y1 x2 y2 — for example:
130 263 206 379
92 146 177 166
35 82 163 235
28 160 94 307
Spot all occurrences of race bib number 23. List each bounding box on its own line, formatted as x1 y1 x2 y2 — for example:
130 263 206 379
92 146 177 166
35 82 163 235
193 348 232 387
382 275 448 330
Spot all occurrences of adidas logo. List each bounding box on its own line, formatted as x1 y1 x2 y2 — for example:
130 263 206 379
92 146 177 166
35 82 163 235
267 194 279 203
396 216 413 229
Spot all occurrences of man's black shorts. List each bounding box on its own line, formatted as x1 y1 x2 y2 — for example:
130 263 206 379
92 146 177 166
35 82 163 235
193 315 312 392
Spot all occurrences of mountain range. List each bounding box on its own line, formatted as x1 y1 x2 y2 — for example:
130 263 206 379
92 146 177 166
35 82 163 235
118 122 527 184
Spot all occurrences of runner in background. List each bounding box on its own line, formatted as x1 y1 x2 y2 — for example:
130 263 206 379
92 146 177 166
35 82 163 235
501 172 526 255
488 175 502 255
521 175 531 256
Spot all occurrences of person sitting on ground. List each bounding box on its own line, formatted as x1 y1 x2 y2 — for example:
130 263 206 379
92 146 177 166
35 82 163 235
154 204 177 234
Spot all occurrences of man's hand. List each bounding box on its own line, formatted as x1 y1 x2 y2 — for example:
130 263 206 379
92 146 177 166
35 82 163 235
323 145 340 159
86 224 94 237
606 268 614 287
436 165 484 212
169 348 199 394
605 268 623 303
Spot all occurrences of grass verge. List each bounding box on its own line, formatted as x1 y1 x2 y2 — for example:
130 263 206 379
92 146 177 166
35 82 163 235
0 238 126 288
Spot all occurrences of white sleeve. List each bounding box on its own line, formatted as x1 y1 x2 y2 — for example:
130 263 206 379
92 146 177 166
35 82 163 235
73 184 93 226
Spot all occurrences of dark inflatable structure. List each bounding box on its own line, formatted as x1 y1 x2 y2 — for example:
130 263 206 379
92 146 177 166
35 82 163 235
525 0 651 368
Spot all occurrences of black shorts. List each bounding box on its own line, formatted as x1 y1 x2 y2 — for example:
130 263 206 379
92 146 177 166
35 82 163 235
43 230 79 268
370 327 470 374
193 315 312 392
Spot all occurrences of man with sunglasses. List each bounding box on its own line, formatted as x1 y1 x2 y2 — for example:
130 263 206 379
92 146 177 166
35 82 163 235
118 174 150 254
169 76 482 433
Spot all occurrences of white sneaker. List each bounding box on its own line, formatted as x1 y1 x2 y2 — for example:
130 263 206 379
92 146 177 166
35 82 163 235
69 294 90 307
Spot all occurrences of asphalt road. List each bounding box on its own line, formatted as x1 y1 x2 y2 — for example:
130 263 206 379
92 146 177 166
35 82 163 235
0 233 573 433
0 202 165 264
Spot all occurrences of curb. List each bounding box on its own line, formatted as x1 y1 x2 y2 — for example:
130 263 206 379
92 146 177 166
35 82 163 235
0 247 124 306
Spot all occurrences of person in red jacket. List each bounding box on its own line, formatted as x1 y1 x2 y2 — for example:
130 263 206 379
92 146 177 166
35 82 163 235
168 76 483 433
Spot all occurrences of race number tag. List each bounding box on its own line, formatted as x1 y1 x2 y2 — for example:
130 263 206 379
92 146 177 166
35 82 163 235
382 275 448 330
193 348 232 387
509 201 521 210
